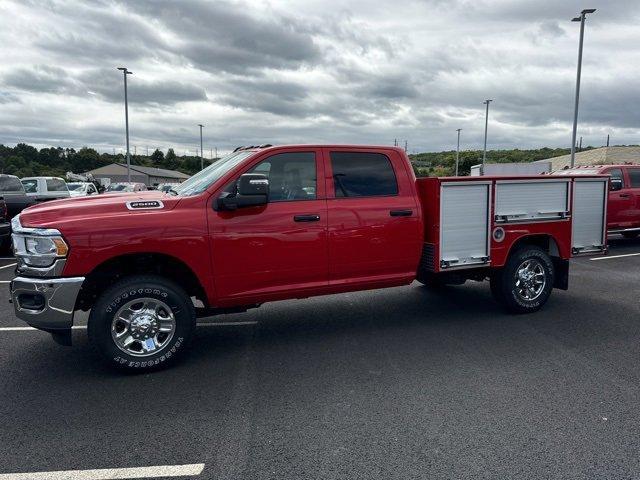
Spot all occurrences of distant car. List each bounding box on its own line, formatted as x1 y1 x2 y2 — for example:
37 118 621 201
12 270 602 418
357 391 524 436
67 182 99 197
21 177 70 202
0 174 36 219
104 182 147 194
157 183 181 193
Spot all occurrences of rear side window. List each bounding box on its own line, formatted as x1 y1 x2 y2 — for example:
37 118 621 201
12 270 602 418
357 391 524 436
46 179 67 192
21 179 38 193
628 169 640 188
330 152 398 197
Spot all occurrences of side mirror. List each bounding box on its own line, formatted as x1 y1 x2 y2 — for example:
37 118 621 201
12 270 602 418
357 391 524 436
610 179 623 191
216 173 269 211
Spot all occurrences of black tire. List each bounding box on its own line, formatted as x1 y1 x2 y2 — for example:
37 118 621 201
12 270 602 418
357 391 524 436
621 232 639 239
88 275 196 372
490 246 554 314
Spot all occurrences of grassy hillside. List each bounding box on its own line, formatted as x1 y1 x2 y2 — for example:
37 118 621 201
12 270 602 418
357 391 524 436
409 147 577 177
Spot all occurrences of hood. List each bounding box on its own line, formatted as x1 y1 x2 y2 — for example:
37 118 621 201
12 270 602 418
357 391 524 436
19 191 182 229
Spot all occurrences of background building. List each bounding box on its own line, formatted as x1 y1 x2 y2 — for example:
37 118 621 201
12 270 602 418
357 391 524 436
85 163 190 186
537 146 640 170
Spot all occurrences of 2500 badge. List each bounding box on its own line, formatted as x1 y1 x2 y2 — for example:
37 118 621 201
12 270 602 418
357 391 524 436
126 200 164 210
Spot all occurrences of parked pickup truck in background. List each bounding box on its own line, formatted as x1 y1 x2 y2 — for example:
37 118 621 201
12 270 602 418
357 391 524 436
21 176 70 202
0 174 36 221
555 164 640 238
9 145 608 372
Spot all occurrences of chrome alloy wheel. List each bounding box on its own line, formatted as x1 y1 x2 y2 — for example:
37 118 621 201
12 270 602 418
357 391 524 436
514 259 546 301
111 298 176 357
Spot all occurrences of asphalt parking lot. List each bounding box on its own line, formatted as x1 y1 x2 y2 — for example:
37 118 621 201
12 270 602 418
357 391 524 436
1 238 640 479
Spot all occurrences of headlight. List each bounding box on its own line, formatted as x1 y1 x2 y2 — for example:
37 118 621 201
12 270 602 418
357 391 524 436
11 215 69 268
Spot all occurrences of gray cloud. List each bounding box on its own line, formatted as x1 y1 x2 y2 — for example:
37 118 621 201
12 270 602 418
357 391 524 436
0 0 638 154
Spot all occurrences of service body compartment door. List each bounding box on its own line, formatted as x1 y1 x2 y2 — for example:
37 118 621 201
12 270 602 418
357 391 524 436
572 178 607 254
439 182 491 269
495 179 570 223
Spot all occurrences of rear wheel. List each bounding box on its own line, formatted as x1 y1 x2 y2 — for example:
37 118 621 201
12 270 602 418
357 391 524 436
490 246 554 314
88 275 195 372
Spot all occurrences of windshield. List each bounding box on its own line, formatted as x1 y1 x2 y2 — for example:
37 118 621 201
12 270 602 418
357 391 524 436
67 183 85 191
173 151 255 196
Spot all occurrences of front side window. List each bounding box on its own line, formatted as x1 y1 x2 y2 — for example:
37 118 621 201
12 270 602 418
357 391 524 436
330 152 398 197
628 169 640 188
21 179 38 193
46 178 68 192
249 152 316 201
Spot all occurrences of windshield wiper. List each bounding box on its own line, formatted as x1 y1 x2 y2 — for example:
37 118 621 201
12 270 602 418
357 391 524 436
167 188 179 196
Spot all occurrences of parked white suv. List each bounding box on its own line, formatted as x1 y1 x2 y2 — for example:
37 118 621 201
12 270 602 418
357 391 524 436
21 177 70 202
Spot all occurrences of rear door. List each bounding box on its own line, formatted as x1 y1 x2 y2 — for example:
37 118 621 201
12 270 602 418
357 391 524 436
210 149 329 300
606 167 634 228
324 149 422 285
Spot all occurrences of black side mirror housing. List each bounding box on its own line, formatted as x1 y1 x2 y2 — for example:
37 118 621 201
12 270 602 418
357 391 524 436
216 173 269 211
610 179 623 191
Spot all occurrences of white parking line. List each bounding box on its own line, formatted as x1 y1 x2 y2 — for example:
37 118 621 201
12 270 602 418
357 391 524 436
0 281 10 284
0 321 258 332
0 263 16 270
590 252 640 261
0 463 205 480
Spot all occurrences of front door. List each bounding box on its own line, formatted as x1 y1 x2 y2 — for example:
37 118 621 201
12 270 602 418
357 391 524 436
210 149 328 301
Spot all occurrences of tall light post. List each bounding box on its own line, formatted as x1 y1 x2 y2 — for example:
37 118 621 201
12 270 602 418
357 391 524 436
455 129 462 176
117 67 133 182
198 124 204 170
570 9 596 168
482 99 492 173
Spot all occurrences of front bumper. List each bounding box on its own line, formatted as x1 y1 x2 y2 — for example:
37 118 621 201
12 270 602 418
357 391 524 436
10 276 85 331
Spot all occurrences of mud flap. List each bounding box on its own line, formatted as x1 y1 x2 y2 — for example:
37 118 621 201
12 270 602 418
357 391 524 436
552 258 569 290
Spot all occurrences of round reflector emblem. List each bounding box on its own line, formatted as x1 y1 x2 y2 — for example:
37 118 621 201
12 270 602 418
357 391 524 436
492 227 505 243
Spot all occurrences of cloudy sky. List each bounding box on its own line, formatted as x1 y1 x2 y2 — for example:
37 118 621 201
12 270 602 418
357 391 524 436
0 0 638 155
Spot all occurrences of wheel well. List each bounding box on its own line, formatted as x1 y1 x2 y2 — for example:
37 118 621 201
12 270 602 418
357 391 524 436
76 253 208 311
509 234 560 257
507 234 568 290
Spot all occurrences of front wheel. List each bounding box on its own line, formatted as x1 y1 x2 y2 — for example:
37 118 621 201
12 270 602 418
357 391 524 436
88 275 196 372
490 246 554 314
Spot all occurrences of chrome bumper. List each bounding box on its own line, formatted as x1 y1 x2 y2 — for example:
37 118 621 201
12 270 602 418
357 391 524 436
10 276 84 330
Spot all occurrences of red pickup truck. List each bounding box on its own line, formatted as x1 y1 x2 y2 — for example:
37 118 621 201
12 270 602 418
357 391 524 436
555 164 640 238
10 145 608 371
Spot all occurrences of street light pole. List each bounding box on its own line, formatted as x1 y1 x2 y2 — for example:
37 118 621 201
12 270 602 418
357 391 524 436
570 8 596 168
198 124 204 170
482 99 492 174
455 128 462 176
117 67 133 182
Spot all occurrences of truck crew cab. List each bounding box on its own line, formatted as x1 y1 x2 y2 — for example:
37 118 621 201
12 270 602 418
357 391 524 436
10 145 608 372
555 164 640 238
